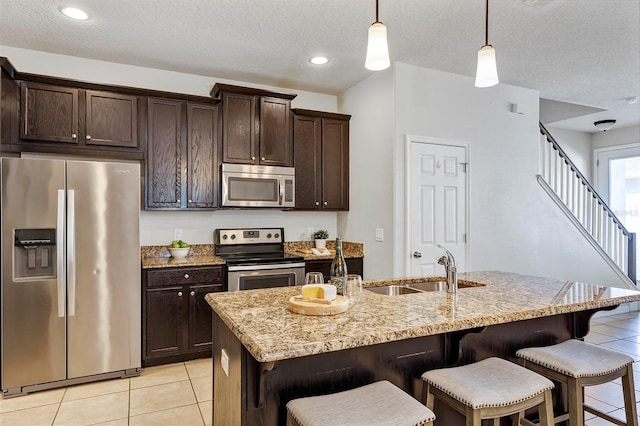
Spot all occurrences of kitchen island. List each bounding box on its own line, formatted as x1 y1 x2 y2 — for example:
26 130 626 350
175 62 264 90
205 271 640 425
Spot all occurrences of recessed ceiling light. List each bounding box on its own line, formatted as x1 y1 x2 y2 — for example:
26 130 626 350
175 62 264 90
310 56 329 65
61 7 89 20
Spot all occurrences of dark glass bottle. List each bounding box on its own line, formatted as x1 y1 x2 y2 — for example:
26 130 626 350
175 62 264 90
329 238 348 295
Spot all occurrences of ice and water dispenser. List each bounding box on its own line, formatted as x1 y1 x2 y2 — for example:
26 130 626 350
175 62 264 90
13 229 56 280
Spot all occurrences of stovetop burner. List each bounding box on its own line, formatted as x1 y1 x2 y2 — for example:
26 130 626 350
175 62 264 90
214 228 303 265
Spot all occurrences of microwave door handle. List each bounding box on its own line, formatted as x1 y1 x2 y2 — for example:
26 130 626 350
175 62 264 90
279 179 284 205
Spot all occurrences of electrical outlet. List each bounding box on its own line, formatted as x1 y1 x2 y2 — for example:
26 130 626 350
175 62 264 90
375 228 384 242
221 349 229 377
307 227 314 239
174 228 182 241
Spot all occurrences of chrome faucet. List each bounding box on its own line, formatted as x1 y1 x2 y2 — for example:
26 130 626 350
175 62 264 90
436 244 457 293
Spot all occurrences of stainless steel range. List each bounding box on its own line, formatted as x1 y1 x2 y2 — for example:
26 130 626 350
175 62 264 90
214 228 305 291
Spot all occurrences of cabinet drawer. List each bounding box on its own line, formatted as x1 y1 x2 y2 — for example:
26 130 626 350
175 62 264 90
146 267 223 287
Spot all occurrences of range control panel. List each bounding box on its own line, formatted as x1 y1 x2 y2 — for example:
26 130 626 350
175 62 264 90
215 228 284 245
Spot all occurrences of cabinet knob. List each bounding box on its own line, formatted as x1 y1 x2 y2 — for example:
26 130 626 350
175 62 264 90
315 201 320 206
177 199 181 203
184 273 190 279
251 156 256 161
178 291 183 297
261 157 265 161
323 201 328 206
188 199 192 203
190 291 195 296
71 133 77 139
86 135 91 140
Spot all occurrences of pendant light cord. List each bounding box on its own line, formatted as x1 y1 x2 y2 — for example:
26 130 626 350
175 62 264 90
484 0 489 46
375 0 380 23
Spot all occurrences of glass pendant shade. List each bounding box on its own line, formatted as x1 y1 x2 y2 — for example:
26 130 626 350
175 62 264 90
474 45 499 88
365 22 390 71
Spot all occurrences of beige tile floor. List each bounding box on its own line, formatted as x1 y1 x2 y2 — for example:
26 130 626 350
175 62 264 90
0 358 212 426
3 310 640 425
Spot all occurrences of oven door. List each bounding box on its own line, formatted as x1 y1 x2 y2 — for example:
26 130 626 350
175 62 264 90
227 262 305 291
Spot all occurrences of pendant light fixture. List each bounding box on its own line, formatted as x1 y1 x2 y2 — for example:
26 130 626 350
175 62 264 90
365 0 390 71
475 0 499 87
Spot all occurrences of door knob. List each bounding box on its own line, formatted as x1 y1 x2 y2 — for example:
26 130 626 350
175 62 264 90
413 251 422 259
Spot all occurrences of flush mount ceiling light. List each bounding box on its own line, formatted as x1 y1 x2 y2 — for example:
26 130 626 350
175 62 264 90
310 56 329 65
61 7 89 20
475 0 499 88
364 0 390 71
594 119 616 132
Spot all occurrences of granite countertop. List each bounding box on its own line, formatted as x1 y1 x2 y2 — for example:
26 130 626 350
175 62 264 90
205 271 640 363
141 241 364 269
141 244 225 269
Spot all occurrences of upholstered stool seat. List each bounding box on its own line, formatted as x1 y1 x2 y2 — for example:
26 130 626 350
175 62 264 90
422 357 555 426
517 339 637 426
286 380 436 426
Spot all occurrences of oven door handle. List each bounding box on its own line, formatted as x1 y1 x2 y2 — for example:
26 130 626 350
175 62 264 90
227 262 306 272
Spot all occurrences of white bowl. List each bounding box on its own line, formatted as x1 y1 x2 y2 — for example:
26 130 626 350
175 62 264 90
168 247 190 258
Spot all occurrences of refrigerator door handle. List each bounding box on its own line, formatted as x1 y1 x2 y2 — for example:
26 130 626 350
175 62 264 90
67 189 76 317
57 189 66 318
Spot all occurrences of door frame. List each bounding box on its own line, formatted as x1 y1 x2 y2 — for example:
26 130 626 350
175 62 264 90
593 143 640 202
404 135 471 276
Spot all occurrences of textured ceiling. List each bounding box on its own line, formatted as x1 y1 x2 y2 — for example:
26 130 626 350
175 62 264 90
0 0 638 133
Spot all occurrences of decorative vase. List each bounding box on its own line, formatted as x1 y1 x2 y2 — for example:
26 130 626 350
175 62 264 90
315 239 327 249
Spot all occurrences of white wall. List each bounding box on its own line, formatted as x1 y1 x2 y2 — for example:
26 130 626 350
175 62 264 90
340 61 630 287
592 125 640 150
337 68 394 279
545 127 593 183
1 46 340 245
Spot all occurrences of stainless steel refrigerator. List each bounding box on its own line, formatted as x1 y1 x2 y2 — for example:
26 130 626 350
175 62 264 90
1 157 141 397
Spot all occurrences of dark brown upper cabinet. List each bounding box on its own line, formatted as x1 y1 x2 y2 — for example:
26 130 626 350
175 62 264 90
145 98 218 210
293 109 350 211
212 84 296 167
21 82 138 149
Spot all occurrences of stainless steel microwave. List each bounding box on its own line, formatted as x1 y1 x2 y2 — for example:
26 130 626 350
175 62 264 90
221 163 295 208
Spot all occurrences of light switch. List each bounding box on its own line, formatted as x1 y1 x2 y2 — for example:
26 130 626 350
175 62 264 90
375 228 384 242
221 349 229 377
174 228 182 241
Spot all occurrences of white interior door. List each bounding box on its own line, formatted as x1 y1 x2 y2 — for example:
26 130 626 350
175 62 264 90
408 141 467 277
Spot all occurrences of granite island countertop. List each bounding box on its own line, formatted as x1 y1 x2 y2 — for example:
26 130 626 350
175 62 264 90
205 271 640 363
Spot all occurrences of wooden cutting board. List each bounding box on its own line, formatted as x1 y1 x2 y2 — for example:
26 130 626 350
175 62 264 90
296 249 336 255
287 295 349 316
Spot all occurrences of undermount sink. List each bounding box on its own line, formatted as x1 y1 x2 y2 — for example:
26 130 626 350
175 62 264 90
366 280 483 295
366 285 423 295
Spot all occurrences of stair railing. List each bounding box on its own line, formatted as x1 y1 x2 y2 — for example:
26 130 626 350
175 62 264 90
538 122 636 283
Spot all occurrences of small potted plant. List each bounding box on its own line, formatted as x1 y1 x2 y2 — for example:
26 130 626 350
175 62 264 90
312 229 329 249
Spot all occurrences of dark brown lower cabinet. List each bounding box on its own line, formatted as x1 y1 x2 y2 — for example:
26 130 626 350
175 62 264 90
305 258 364 279
143 266 224 367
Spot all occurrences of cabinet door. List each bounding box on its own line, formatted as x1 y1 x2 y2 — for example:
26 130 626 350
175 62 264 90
85 90 138 148
187 103 218 208
260 97 292 166
146 98 183 208
322 118 349 210
145 287 184 359
222 92 256 164
21 82 78 144
293 115 322 209
187 284 223 353
305 258 364 279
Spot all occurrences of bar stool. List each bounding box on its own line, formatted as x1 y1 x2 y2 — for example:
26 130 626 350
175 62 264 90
516 339 638 426
286 380 436 426
422 357 555 426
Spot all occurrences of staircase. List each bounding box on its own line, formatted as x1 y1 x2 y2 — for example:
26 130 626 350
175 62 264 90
538 123 637 285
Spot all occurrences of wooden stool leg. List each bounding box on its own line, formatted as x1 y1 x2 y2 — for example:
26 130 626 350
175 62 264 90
622 364 638 426
512 411 524 425
567 377 583 426
492 418 500 426
466 406 481 426
426 387 435 411
538 389 554 426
